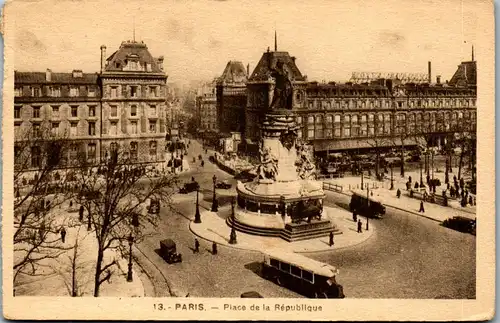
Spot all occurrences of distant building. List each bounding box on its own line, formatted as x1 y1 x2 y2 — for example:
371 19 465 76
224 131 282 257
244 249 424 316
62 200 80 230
14 40 169 170
195 80 217 133
216 61 248 137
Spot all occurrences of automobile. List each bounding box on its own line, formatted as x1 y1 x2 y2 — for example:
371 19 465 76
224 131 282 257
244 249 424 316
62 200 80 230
349 190 386 218
442 216 476 235
159 239 182 264
215 180 232 189
240 291 264 298
179 181 200 194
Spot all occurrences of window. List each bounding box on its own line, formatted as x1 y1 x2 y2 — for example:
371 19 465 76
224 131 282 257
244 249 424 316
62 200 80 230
296 116 302 124
87 143 96 161
52 106 59 118
302 270 313 282
69 144 78 163
109 122 117 135
31 87 41 97
88 122 96 136
31 146 41 168
89 106 96 117
50 86 61 97
71 106 78 117
69 87 79 97
149 141 157 160
33 124 41 137
110 105 118 117
307 116 314 124
280 262 290 273
130 142 138 160
315 115 323 138
270 258 280 268
70 122 78 137
110 86 118 98
149 86 158 97
149 120 157 133
14 125 20 137
307 128 314 139
131 121 138 134
15 87 22 97
130 86 138 98
130 105 137 117
110 142 118 153
88 87 96 97
33 107 41 118
14 106 21 119
351 115 359 137
291 265 302 277
51 122 59 136
149 105 157 117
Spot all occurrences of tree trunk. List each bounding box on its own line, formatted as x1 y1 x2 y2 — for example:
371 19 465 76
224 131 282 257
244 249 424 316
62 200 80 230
458 151 464 180
375 153 380 178
93 248 104 297
72 243 78 297
400 143 405 177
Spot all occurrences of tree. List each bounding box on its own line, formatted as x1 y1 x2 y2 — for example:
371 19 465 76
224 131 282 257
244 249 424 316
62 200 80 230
13 125 74 287
71 147 178 297
359 136 391 180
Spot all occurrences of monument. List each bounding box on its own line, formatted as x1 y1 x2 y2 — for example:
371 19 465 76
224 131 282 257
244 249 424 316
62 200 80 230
228 46 341 242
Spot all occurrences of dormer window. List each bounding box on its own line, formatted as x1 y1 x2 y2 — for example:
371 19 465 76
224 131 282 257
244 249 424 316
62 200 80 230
14 87 22 97
31 87 41 97
130 105 137 117
70 86 80 97
130 86 138 98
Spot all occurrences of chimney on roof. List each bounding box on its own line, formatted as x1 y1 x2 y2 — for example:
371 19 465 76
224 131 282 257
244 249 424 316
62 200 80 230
72 70 83 78
436 75 441 84
291 56 296 63
100 45 107 72
428 61 432 84
45 69 51 82
156 56 164 71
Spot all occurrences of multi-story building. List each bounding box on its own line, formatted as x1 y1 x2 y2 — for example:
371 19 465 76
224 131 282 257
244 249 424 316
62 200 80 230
216 61 248 136
99 40 168 164
14 40 168 170
14 69 101 169
221 47 477 156
195 80 217 132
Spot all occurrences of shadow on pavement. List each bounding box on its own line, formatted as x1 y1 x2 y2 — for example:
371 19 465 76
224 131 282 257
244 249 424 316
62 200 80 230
244 261 264 278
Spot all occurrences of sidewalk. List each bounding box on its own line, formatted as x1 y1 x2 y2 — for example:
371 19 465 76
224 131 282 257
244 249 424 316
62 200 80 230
190 205 375 254
14 201 146 297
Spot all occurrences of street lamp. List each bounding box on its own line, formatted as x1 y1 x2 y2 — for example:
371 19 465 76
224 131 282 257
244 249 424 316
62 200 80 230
194 187 201 223
390 162 394 190
361 169 364 189
229 197 237 244
127 233 134 282
366 187 369 231
211 175 218 212
420 161 423 186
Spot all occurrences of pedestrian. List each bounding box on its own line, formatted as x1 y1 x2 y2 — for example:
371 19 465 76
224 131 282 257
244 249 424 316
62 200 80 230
408 176 412 183
468 195 473 205
357 219 362 233
60 226 66 243
406 181 410 190
419 200 425 213
192 176 195 182
353 212 357 222
426 174 430 185
194 239 200 253
396 188 401 198
329 231 334 247
79 205 84 222
212 242 218 255
414 181 419 189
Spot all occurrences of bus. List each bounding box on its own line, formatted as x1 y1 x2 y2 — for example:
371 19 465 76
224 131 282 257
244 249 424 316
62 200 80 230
262 249 345 298
349 189 386 218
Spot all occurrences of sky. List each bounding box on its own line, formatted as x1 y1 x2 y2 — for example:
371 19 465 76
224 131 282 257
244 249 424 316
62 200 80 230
7 0 488 86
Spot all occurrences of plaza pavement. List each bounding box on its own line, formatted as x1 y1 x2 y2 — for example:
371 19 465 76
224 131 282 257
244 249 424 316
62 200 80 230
189 205 375 253
14 200 148 297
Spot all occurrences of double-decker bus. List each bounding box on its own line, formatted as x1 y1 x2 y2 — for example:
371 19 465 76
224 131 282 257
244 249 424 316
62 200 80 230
262 249 345 298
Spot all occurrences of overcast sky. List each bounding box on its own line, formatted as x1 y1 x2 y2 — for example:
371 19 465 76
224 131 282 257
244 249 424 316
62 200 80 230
8 0 487 85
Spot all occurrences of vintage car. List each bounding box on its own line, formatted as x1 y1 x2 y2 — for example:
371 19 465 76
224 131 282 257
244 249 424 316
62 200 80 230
442 216 476 235
215 180 232 189
240 291 264 298
349 190 386 218
179 181 200 194
159 239 182 264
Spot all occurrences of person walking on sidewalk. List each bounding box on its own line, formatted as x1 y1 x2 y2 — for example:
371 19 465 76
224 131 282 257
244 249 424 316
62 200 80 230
79 205 84 222
60 226 66 244
419 200 425 213
352 212 357 222
329 231 334 247
357 220 363 233
396 188 401 198
212 242 218 255
194 239 200 253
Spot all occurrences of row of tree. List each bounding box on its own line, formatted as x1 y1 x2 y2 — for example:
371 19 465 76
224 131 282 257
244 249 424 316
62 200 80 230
14 126 178 296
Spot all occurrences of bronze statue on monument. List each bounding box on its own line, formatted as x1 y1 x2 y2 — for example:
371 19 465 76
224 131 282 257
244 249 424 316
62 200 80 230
269 59 293 111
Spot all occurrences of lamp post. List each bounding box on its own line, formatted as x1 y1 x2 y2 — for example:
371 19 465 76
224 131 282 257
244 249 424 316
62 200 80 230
127 233 133 282
211 175 218 212
366 186 369 231
431 148 435 180
229 197 237 244
361 170 364 189
390 162 394 190
194 187 201 223
420 161 423 186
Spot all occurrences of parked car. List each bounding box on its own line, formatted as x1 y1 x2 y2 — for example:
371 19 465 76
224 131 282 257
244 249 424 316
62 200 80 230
442 216 476 235
179 181 200 194
159 239 182 264
215 180 232 189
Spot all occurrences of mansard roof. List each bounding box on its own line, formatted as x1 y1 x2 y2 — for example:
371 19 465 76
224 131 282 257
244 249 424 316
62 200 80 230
448 61 477 87
249 50 305 82
218 61 247 84
14 71 98 84
104 40 163 73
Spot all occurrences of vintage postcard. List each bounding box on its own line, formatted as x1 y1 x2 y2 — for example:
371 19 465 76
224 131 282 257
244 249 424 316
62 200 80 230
2 0 495 320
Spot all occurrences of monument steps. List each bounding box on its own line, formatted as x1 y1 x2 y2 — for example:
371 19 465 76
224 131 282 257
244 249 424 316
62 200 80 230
226 217 282 237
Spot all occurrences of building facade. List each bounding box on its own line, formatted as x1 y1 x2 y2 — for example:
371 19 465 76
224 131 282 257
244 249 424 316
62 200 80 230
216 61 248 136
218 48 477 156
195 80 218 133
14 40 168 170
